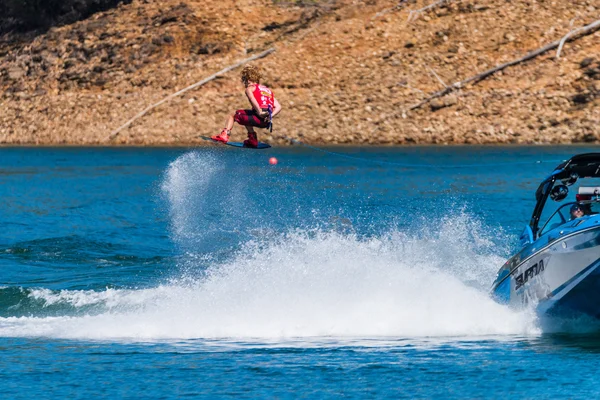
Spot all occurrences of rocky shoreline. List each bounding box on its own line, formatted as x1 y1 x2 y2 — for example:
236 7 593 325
1 0 599 146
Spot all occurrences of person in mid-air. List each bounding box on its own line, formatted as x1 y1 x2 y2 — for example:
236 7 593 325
211 65 282 148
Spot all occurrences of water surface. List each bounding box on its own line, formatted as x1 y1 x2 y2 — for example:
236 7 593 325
2 146 600 398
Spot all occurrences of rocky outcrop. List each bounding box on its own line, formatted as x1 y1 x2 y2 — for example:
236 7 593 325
0 0 598 145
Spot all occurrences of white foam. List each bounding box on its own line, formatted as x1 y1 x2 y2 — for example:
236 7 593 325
0 151 540 342
0 228 539 340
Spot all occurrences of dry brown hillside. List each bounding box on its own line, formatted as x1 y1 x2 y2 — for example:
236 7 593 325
0 0 599 145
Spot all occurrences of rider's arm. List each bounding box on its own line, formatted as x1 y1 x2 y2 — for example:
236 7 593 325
245 86 263 115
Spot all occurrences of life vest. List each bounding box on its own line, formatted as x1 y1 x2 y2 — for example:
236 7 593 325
251 84 274 131
252 84 274 110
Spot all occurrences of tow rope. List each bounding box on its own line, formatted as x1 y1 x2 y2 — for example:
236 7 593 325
273 134 563 169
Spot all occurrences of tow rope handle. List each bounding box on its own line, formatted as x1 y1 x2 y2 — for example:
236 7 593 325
268 105 273 132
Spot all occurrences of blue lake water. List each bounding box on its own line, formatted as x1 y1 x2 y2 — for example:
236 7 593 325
2 145 600 398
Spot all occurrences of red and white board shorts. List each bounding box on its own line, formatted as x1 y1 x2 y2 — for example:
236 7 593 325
234 109 270 129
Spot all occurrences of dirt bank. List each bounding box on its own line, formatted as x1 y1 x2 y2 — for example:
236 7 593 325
0 0 599 145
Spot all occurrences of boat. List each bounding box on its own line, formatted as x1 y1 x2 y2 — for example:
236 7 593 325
492 153 600 318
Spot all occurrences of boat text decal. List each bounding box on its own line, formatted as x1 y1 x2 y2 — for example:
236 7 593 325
515 259 545 290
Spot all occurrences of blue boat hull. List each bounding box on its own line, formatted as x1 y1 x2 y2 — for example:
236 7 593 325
492 223 600 319
543 259 600 318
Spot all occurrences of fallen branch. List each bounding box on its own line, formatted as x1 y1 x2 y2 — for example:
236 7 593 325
408 0 450 22
427 66 448 88
407 18 600 111
372 0 408 20
556 23 591 59
107 48 276 141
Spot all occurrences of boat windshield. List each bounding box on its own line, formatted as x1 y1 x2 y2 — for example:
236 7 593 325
539 200 600 236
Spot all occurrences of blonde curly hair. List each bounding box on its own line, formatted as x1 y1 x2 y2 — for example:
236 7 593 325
241 65 262 84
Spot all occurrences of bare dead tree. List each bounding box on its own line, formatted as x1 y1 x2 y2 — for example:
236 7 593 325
107 48 276 141
406 19 600 112
556 21 598 59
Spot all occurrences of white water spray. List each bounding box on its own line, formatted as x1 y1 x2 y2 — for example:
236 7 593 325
0 152 540 341
0 228 539 340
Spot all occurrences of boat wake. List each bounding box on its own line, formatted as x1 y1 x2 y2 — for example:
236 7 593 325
0 226 540 340
0 151 541 341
